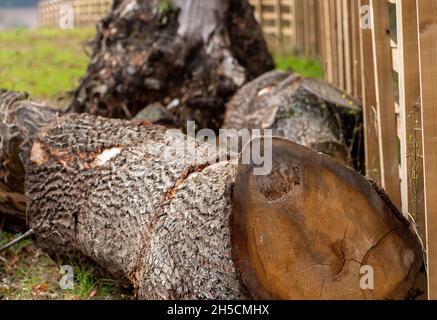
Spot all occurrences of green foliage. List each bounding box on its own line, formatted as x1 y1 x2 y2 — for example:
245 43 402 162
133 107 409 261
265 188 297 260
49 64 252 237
0 28 94 101
274 54 324 79
157 0 174 26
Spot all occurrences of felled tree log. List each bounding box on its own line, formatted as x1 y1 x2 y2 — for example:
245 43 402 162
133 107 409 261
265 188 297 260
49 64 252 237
68 0 274 131
223 71 363 169
0 91 60 232
0 92 422 299
233 139 421 299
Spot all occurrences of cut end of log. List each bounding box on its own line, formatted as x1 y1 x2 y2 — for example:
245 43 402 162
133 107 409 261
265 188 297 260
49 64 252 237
232 137 423 300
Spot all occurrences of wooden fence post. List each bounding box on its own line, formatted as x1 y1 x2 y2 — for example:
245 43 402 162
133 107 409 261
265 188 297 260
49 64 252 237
370 0 402 208
359 0 381 184
336 0 345 90
351 0 362 99
275 0 283 46
342 0 353 94
397 0 425 239
417 0 437 300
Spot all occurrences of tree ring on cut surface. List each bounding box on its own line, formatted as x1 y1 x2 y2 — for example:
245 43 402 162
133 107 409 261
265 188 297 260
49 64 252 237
231 137 422 300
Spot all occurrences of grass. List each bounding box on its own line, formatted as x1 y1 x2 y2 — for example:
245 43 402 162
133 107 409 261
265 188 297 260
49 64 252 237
0 28 95 103
274 54 323 79
0 28 323 104
0 231 133 300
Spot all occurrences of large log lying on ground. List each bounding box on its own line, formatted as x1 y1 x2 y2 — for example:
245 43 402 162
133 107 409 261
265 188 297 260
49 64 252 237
0 91 423 299
223 71 363 169
0 92 59 232
68 0 274 130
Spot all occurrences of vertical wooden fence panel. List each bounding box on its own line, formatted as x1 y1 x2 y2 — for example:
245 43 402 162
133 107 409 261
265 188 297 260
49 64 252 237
308 0 318 57
336 0 345 89
370 0 402 208
342 0 353 94
397 0 424 239
275 0 283 43
330 0 339 86
320 0 333 82
351 0 362 99
417 0 437 300
359 0 381 183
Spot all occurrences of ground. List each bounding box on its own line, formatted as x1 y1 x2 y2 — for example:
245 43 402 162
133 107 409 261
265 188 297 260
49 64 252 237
0 27 323 300
0 231 133 300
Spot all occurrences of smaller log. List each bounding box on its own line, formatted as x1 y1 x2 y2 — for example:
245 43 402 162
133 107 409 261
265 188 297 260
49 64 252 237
223 71 363 169
0 90 59 231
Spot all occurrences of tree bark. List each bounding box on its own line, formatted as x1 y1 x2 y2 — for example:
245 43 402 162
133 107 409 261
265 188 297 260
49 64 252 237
0 92 423 300
0 91 60 232
223 71 363 169
68 0 274 131
27 114 244 299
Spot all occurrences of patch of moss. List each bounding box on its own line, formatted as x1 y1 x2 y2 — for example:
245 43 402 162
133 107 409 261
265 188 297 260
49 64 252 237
157 0 174 26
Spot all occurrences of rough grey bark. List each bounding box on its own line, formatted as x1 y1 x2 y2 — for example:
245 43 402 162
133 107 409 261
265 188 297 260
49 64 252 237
223 71 363 169
0 91 243 298
26 113 244 299
68 0 274 131
0 91 60 232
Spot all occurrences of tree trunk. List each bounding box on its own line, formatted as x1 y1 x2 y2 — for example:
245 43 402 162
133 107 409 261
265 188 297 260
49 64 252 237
0 91 60 232
68 0 274 131
223 71 363 169
0 92 422 299
233 138 422 300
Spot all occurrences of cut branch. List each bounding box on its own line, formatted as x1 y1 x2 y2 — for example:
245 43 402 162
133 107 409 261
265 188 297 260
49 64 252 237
0 229 34 252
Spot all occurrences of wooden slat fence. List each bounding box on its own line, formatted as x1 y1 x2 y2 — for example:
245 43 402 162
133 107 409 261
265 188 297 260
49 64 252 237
255 0 435 300
38 0 112 28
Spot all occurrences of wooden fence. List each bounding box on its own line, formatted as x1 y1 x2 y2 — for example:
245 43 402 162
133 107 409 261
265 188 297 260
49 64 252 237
38 0 111 28
249 0 322 56
252 0 437 301
295 0 434 299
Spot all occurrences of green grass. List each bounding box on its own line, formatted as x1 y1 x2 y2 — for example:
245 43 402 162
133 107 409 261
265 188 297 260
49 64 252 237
274 54 324 79
0 28 323 102
0 28 95 101
0 231 133 300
